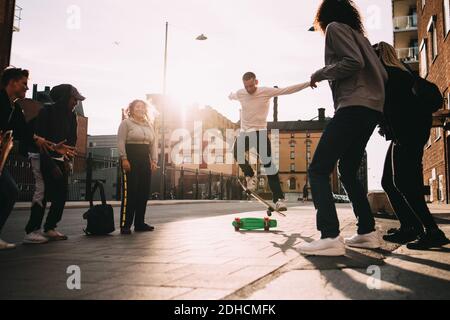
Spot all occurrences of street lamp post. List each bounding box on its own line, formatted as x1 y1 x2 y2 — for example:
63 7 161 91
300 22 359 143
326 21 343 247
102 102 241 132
160 22 169 200
159 22 207 200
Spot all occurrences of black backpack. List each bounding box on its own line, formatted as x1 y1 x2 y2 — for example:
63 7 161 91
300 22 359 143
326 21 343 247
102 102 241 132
83 181 115 236
413 75 444 113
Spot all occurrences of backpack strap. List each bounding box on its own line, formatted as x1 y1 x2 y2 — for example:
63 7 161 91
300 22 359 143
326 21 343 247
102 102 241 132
89 180 107 207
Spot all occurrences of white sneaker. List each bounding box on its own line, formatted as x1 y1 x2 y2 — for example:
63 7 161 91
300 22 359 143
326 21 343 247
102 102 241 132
275 200 287 212
0 238 16 250
245 176 258 192
23 231 49 245
298 237 346 256
345 231 382 249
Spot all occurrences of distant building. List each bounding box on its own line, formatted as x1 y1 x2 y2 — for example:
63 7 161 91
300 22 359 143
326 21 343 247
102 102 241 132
266 109 368 201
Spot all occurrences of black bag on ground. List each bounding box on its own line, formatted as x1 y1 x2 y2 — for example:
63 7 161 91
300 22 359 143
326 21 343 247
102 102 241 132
414 76 444 113
83 181 115 235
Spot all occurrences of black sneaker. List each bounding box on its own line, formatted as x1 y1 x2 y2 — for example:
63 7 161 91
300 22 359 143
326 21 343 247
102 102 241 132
383 229 420 244
406 229 450 250
120 228 132 235
135 224 155 232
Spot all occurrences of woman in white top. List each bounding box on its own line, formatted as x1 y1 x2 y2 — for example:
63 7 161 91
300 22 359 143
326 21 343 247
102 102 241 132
117 100 158 235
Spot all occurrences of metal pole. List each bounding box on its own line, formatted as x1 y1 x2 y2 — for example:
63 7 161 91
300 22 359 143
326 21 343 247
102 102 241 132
160 22 168 200
86 153 93 202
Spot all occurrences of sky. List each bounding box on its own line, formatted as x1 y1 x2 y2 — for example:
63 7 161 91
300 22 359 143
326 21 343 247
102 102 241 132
11 0 394 190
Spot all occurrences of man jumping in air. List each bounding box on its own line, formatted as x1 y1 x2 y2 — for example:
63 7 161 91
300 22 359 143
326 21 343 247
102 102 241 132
229 72 309 212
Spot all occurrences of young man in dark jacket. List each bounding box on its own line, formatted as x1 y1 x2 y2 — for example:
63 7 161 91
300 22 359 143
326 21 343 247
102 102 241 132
25 84 84 241
0 68 55 250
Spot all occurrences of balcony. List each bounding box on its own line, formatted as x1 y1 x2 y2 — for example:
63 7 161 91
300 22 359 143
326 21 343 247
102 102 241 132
13 5 22 32
396 47 419 64
393 14 417 32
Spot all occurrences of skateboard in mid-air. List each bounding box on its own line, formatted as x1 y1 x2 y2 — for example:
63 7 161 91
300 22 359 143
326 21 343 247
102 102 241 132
237 179 286 217
233 217 277 232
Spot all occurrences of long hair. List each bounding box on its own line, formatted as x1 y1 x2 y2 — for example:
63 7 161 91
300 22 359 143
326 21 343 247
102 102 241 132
375 42 408 72
314 0 365 34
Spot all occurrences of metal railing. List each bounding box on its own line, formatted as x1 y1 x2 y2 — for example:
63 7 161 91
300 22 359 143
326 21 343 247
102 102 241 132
393 14 417 31
396 46 419 63
5 153 246 202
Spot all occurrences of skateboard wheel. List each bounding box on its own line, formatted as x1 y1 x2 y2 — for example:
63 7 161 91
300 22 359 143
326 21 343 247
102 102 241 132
267 211 272 217
264 218 270 231
234 218 241 231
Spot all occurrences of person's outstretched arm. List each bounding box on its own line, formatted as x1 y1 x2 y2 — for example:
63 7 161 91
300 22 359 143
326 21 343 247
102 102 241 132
264 82 311 98
311 22 365 84
228 92 239 101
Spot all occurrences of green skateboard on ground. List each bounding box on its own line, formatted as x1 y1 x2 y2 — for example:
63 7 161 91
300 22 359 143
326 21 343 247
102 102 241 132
233 217 277 231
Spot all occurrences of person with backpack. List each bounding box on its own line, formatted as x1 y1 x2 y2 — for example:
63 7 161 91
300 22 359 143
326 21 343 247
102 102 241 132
298 0 388 256
118 100 158 235
374 42 449 250
24 84 84 242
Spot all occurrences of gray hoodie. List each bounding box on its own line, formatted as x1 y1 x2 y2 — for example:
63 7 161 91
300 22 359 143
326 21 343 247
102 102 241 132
312 22 388 113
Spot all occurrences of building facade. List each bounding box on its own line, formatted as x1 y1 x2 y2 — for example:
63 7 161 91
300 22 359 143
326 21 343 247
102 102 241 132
417 0 450 203
0 0 16 71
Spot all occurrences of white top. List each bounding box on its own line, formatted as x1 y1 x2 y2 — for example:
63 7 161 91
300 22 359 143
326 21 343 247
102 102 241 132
229 82 310 132
117 118 158 161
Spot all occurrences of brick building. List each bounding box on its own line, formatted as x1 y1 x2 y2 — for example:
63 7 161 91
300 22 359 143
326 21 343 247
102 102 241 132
417 0 450 203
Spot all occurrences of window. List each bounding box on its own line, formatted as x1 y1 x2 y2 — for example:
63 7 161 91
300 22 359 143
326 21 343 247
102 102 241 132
289 178 296 190
445 0 450 36
216 155 224 164
290 151 295 160
111 148 118 158
183 156 192 164
435 128 442 141
290 164 295 172
259 178 265 188
425 136 432 149
428 16 438 61
291 133 295 139
429 178 434 202
438 175 444 202
420 39 428 77
447 90 450 110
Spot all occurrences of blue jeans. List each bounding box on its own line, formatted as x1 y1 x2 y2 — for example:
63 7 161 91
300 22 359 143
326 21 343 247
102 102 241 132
308 106 380 239
0 169 19 233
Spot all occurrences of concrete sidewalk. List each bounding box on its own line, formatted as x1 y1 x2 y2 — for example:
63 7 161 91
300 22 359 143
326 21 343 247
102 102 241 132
0 203 449 300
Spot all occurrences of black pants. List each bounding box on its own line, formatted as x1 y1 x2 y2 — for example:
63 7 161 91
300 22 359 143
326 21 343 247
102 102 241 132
120 144 151 229
27 160 68 232
233 130 284 203
381 141 438 233
308 106 379 239
0 169 19 234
